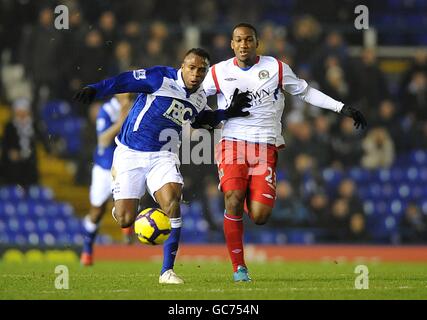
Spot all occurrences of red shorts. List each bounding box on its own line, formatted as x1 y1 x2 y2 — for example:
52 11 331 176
215 139 278 207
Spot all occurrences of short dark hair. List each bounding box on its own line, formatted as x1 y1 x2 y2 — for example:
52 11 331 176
184 48 210 63
232 23 258 39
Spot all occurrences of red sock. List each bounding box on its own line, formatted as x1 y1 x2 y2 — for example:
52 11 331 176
223 212 246 272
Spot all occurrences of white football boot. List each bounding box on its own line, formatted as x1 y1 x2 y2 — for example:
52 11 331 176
159 269 184 284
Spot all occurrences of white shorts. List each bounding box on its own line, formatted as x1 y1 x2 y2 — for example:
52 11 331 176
89 164 113 207
111 143 183 202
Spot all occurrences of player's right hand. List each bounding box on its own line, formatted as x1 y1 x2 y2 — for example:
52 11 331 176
224 88 252 119
73 86 97 104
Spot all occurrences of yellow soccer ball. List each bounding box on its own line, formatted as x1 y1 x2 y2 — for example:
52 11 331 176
134 208 171 245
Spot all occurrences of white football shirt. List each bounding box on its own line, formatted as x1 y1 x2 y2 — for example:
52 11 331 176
203 55 344 147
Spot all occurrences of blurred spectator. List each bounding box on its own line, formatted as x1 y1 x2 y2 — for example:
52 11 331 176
72 29 110 116
309 192 330 228
98 11 119 54
356 48 390 118
400 49 427 98
111 41 134 74
400 203 427 243
403 71 427 121
20 7 63 115
327 179 367 242
414 121 427 149
321 55 351 102
312 114 334 168
291 15 322 68
269 180 313 227
61 6 89 100
210 33 230 64
361 127 395 169
74 101 99 185
330 117 363 168
0 98 42 187
122 21 145 65
373 100 410 153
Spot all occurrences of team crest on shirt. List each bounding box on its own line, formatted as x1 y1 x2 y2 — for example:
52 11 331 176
133 69 146 80
258 70 270 80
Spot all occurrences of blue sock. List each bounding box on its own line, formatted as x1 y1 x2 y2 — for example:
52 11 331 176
161 217 182 275
82 216 98 255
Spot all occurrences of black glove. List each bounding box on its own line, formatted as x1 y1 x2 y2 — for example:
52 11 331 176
340 105 367 129
73 86 97 104
224 88 251 119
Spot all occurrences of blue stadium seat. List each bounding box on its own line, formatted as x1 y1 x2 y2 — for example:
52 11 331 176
0 232 10 244
40 232 57 246
409 150 427 165
28 186 54 201
66 218 82 233
53 219 67 233
363 200 375 215
36 218 50 233
27 232 41 246
421 200 427 215
23 218 37 233
374 201 388 215
57 203 74 217
397 184 411 200
0 186 25 201
349 167 371 183
389 200 405 216
12 233 27 245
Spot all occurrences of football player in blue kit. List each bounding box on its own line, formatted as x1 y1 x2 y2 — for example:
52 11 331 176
74 48 251 284
80 93 132 266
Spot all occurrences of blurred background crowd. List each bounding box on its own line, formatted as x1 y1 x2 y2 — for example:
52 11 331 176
0 0 426 247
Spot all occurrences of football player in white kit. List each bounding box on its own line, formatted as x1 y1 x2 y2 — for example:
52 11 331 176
203 23 367 282
80 93 132 266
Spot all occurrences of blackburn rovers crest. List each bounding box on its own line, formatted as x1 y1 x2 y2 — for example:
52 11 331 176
258 70 270 80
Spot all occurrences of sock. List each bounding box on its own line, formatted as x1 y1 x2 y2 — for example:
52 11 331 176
82 216 99 255
223 212 245 272
161 217 182 275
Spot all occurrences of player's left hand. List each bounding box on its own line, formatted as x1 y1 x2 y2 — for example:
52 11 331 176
340 105 367 129
224 88 251 119
73 86 97 104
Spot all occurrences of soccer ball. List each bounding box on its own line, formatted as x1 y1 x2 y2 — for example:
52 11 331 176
134 208 171 245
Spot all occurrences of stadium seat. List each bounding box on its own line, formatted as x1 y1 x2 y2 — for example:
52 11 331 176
0 186 25 201
28 186 54 201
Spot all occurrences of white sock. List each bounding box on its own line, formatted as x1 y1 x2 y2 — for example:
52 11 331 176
83 216 99 233
170 217 182 228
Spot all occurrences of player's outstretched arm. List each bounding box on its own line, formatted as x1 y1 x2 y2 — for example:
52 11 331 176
340 105 367 130
298 86 367 129
73 68 163 104
191 89 251 129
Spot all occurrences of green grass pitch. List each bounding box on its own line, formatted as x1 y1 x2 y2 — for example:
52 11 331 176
1 260 427 300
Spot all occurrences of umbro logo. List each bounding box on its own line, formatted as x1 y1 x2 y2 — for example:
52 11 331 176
262 193 274 199
169 85 180 91
232 249 242 254
224 78 237 81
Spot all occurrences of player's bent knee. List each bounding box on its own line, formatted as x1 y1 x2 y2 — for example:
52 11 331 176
225 191 245 211
114 209 134 228
251 210 272 225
